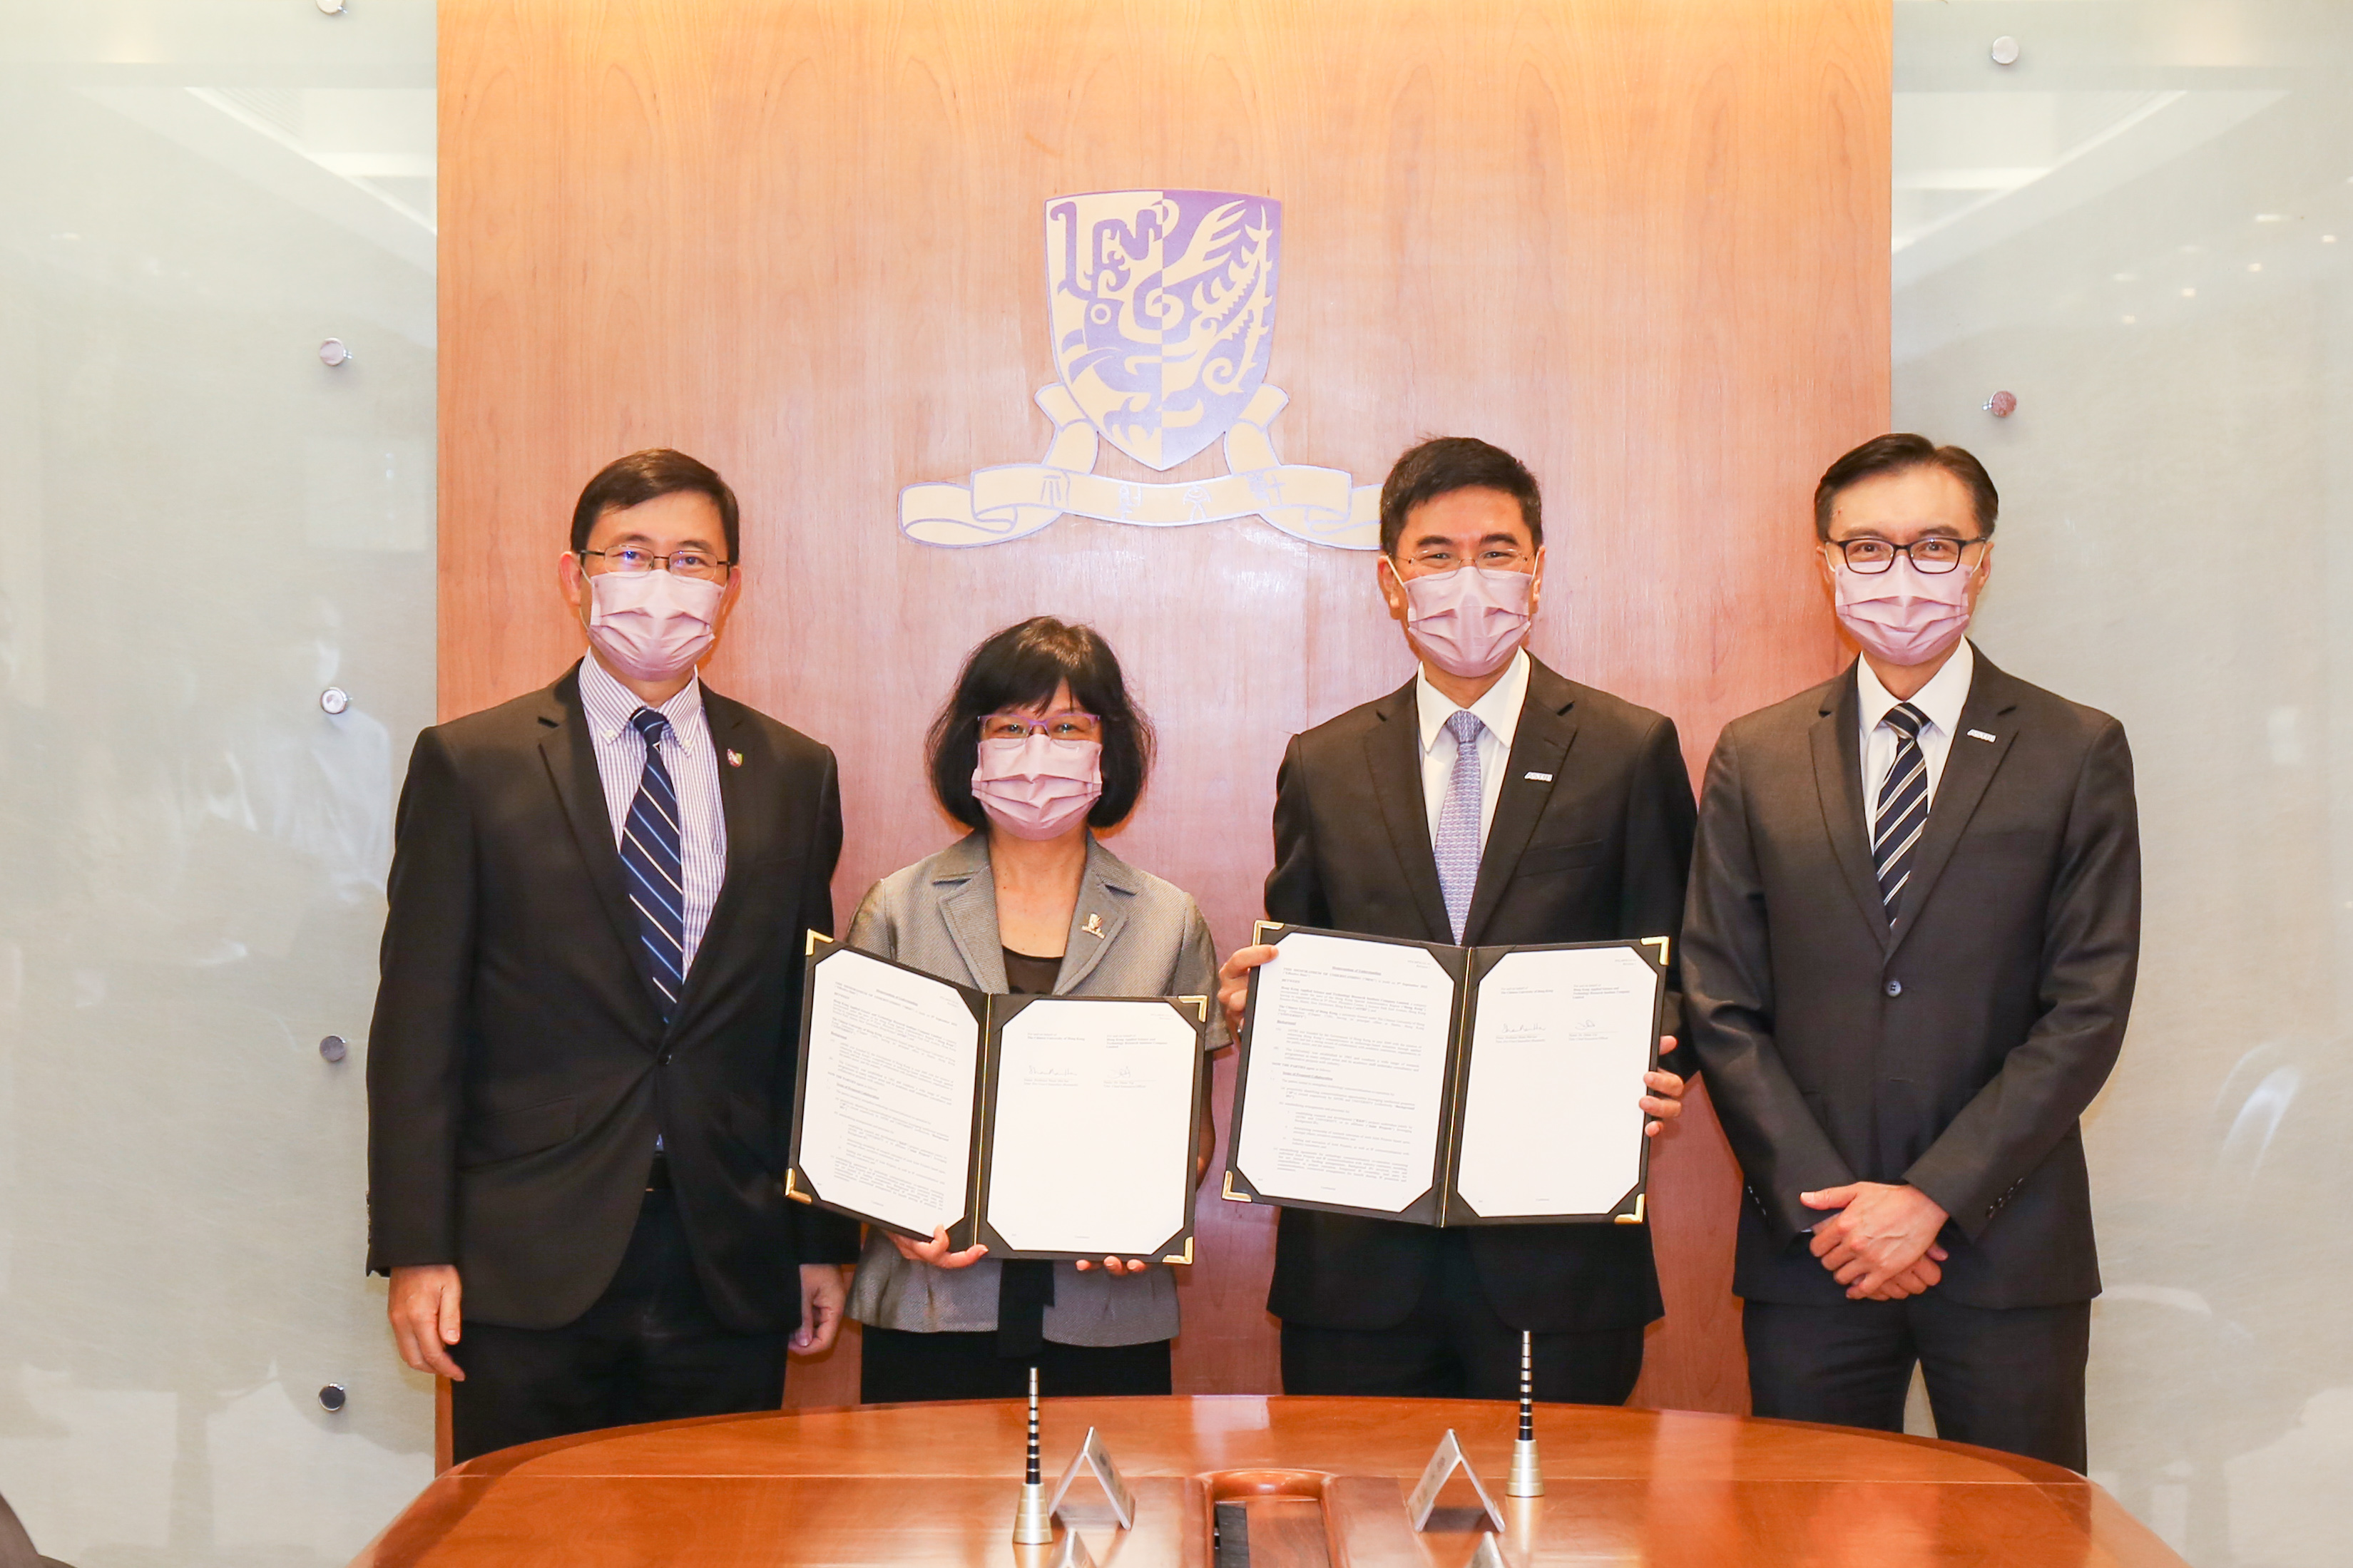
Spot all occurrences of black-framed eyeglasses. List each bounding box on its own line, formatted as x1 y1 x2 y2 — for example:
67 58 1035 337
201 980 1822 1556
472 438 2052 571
1827 536 1988 575
578 546 734 582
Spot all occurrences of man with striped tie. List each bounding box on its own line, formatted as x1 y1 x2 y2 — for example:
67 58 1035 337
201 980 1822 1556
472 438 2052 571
1216 437 1695 1404
366 450 853 1462
1682 435 2141 1469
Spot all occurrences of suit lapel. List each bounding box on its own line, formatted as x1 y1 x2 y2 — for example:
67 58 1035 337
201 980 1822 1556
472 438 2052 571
934 834 1008 991
673 691 764 1015
1811 665 1893 950
1887 651 2021 962
536 667 663 1008
1461 662 1578 946
1053 837 1133 993
1365 679 1454 945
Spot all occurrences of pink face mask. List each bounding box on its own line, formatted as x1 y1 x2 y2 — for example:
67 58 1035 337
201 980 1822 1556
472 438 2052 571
1832 556 1976 667
586 568 726 683
1397 565 1535 678
971 735 1103 841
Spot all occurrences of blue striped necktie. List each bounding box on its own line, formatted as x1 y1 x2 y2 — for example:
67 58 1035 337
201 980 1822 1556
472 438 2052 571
621 707 687 1018
1872 701 1931 921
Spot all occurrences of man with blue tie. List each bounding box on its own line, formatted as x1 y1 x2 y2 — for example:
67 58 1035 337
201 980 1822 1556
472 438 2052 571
1218 436 1695 1403
366 450 854 1461
1681 435 2141 1467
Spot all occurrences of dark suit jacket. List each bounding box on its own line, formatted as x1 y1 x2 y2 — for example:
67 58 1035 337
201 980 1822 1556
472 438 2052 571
1262 657 1696 1333
364 663 855 1332
1682 648 2140 1308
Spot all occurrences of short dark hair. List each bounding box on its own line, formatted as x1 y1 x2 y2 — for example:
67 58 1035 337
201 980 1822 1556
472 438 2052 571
927 618 1157 833
1814 434 1999 540
1379 437 1545 557
569 449 742 563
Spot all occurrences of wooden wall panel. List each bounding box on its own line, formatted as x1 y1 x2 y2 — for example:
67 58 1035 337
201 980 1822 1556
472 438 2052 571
441 0 1889 1415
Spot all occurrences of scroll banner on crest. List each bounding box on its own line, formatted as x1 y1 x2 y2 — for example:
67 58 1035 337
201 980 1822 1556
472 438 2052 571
899 383 1379 550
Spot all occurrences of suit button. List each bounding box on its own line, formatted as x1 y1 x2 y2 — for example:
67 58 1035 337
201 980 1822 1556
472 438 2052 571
1884 979 1903 998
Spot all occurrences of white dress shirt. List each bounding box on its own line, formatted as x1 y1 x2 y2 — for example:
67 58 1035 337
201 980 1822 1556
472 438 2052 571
577 654 728 975
1415 648 1531 852
1857 638 1976 819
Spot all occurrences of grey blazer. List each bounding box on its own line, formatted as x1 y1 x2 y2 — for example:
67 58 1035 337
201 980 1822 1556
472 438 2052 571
842 831 1224 1346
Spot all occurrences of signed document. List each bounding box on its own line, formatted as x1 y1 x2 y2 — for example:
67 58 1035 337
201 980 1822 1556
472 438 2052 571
1226 926 1664 1226
1231 931 1456 1214
790 940 1209 1261
984 999 1201 1257
796 948 983 1239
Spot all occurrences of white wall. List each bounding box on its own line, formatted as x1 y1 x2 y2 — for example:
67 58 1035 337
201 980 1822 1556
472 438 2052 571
1895 4 2353 1564
0 4 439 1563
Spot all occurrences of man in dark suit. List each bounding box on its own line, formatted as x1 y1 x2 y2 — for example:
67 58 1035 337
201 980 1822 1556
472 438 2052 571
367 449 854 1462
1218 436 1695 1403
1682 434 2139 1470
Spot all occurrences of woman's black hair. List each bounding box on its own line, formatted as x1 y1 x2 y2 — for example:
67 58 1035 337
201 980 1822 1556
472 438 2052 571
927 617 1155 832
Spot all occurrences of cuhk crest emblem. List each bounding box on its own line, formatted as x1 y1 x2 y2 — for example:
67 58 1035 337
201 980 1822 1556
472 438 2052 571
900 190 1377 549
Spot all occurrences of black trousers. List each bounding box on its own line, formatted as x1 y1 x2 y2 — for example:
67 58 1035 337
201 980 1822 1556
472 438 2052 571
448 1189 786 1464
859 1326 1173 1403
1280 1230 1645 1404
1743 1294 2091 1471
861 1335 1171 1400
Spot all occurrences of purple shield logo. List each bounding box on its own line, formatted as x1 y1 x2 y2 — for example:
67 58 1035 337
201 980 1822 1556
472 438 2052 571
1046 190 1280 471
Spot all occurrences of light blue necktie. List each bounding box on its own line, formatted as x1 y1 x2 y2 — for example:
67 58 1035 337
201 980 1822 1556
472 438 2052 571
1434 709 1485 942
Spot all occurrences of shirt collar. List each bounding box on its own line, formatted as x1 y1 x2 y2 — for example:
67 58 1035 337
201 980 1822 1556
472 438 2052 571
1414 647 1531 754
1857 637 1974 740
577 653 706 749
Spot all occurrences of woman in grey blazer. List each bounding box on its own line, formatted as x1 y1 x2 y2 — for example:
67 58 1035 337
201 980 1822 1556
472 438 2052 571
847 617 1225 1401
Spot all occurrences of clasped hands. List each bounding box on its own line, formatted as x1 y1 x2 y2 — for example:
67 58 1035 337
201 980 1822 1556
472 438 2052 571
1802 1182 1951 1300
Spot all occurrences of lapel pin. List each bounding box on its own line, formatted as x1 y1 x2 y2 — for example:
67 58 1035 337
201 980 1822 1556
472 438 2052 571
1083 913 1105 938
1966 729 1996 743
725 749 743 767
1523 771 1553 782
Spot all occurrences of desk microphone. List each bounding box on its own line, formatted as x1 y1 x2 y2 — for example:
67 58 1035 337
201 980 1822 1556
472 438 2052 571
1508 1331 1546 1497
1014 1365 1054 1542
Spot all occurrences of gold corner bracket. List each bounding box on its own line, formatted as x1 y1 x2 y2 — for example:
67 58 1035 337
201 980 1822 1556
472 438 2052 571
1252 919 1282 943
1639 935 1670 968
1177 995 1210 1023
1221 1171 1252 1203
1614 1193 1647 1225
805 928 836 956
1160 1238 1195 1265
783 1168 815 1205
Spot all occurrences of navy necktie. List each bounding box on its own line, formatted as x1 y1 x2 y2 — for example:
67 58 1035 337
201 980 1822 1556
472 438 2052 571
1872 702 1931 921
621 707 687 1018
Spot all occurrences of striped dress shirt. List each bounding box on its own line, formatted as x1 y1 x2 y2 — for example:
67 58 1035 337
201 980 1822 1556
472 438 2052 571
576 655 728 977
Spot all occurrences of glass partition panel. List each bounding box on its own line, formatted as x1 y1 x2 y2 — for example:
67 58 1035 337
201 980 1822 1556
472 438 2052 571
1896 4 2352 1564
0 2 436 1563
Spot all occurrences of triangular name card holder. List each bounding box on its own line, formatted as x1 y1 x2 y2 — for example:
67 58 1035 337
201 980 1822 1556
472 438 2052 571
1405 1428 1508 1534
1047 1426 1136 1530
1046 1529 1097 1568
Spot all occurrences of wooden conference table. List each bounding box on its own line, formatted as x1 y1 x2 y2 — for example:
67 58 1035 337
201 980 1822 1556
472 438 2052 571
349 1395 2187 1567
